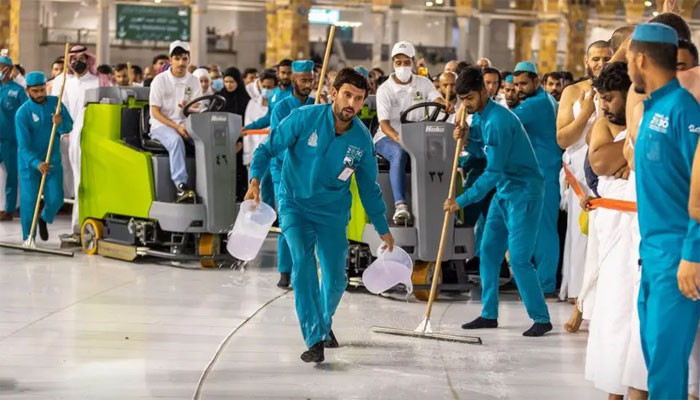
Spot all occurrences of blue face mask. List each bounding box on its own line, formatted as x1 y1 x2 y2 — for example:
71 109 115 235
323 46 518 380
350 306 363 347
212 78 224 92
261 88 272 99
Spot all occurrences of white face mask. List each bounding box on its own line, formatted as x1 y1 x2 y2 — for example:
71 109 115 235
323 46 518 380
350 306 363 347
394 66 412 83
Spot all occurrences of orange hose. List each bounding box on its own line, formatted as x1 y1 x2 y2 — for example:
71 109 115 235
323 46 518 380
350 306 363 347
242 129 270 136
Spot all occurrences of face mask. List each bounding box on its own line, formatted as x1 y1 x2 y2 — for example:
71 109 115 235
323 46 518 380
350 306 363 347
72 60 87 74
261 88 272 99
394 66 412 83
212 78 224 91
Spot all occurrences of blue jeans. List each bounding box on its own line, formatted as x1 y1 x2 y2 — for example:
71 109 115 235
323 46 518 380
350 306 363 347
375 137 407 204
151 125 188 186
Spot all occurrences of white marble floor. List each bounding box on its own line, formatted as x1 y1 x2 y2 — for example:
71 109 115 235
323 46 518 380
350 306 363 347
0 215 603 399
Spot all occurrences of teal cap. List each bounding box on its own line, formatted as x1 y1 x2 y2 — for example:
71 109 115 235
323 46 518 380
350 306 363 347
514 61 538 75
0 56 12 66
292 60 314 73
505 75 514 83
354 66 370 78
25 71 46 87
631 22 678 46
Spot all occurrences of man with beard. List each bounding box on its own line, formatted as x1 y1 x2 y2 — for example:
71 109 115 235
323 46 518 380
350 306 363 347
445 66 551 337
245 59 293 130
543 71 563 101
15 72 73 241
626 23 700 399
556 40 612 314
583 61 648 400
268 60 315 289
437 71 458 122
502 75 519 109
511 61 562 298
246 68 394 363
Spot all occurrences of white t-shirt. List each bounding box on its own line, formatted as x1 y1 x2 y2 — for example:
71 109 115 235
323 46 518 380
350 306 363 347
149 70 202 131
375 73 441 143
243 97 269 166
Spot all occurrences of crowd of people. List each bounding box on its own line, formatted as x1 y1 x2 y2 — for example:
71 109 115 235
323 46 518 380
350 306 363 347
0 4 699 396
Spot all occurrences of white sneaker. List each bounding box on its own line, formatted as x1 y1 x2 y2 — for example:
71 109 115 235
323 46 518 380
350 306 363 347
393 203 411 225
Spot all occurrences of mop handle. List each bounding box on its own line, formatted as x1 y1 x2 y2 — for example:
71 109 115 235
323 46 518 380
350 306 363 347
314 25 336 105
424 103 468 321
28 43 70 241
127 61 133 86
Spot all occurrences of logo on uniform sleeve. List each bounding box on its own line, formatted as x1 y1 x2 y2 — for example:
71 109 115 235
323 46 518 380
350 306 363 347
307 131 318 147
689 124 700 134
649 113 669 134
32 113 39 123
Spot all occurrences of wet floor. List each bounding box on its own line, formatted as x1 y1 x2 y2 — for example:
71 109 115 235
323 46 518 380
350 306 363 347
0 215 602 399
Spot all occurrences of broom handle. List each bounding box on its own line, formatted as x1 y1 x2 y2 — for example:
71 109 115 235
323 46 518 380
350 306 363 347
27 43 70 241
314 25 336 105
424 99 467 321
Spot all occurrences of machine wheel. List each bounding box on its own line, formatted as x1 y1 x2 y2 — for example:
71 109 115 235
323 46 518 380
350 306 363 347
412 261 442 301
81 219 103 256
199 234 221 268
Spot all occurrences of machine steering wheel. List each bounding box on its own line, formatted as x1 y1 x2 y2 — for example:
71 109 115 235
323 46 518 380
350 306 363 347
400 101 449 124
183 95 227 117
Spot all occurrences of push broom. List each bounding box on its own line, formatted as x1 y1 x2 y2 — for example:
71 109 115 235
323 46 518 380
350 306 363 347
373 99 482 345
0 43 74 257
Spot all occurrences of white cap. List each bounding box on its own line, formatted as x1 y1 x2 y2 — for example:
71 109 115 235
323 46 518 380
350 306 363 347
391 41 416 59
169 40 190 55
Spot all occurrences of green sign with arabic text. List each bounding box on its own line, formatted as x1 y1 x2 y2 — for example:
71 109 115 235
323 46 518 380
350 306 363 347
116 4 190 42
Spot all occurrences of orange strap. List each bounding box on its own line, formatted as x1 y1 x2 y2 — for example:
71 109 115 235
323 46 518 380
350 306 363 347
242 129 270 136
562 163 637 213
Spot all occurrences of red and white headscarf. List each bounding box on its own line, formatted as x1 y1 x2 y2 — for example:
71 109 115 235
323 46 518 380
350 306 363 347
68 44 112 87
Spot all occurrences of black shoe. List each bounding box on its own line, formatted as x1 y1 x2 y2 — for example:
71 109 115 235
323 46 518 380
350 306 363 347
523 322 553 337
176 183 196 203
300 341 324 363
461 317 498 330
38 218 49 241
325 330 339 348
277 272 291 289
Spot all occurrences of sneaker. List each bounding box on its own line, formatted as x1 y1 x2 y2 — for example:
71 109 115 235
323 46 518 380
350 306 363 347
176 183 196 203
325 330 339 348
277 272 291 289
38 218 49 241
300 341 325 363
392 203 411 225
0 211 12 221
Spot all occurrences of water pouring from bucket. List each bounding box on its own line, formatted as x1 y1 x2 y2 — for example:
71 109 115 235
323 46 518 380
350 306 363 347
362 245 413 294
227 200 277 261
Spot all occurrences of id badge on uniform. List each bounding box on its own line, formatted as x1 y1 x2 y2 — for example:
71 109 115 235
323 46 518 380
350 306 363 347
337 166 355 182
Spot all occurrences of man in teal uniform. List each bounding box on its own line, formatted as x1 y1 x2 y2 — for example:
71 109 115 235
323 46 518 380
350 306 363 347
445 66 551 337
0 55 28 221
627 23 700 399
269 60 315 288
15 71 73 241
511 61 562 296
247 68 394 363
245 59 293 130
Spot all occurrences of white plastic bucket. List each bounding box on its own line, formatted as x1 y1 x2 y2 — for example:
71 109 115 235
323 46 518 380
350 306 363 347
226 200 277 261
362 245 413 294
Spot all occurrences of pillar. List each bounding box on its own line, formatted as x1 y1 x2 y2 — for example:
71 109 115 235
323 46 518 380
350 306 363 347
96 0 110 65
536 0 560 74
676 0 700 19
265 0 277 66
11 0 40 70
371 12 385 67
513 0 535 64
624 0 646 23
275 0 311 61
190 0 207 66
0 0 10 53
455 0 473 62
477 16 492 61
564 0 589 77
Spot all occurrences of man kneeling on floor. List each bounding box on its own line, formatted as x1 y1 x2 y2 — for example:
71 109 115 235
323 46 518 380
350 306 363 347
15 72 73 241
246 68 394 363
444 67 552 337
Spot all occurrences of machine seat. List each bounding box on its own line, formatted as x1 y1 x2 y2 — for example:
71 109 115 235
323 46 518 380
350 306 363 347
139 105 168 153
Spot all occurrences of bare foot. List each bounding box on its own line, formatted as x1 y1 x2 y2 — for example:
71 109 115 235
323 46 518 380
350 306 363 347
564 306 583 333
628 388 648 400
608 394 624 400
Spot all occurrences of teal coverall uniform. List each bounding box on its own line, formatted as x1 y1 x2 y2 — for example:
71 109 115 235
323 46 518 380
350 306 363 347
15 95 73 240
456 99 550 323
250 104 389 347
0 80 28 215
635 78 700 399
512 87 562 294
269 94 315 274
